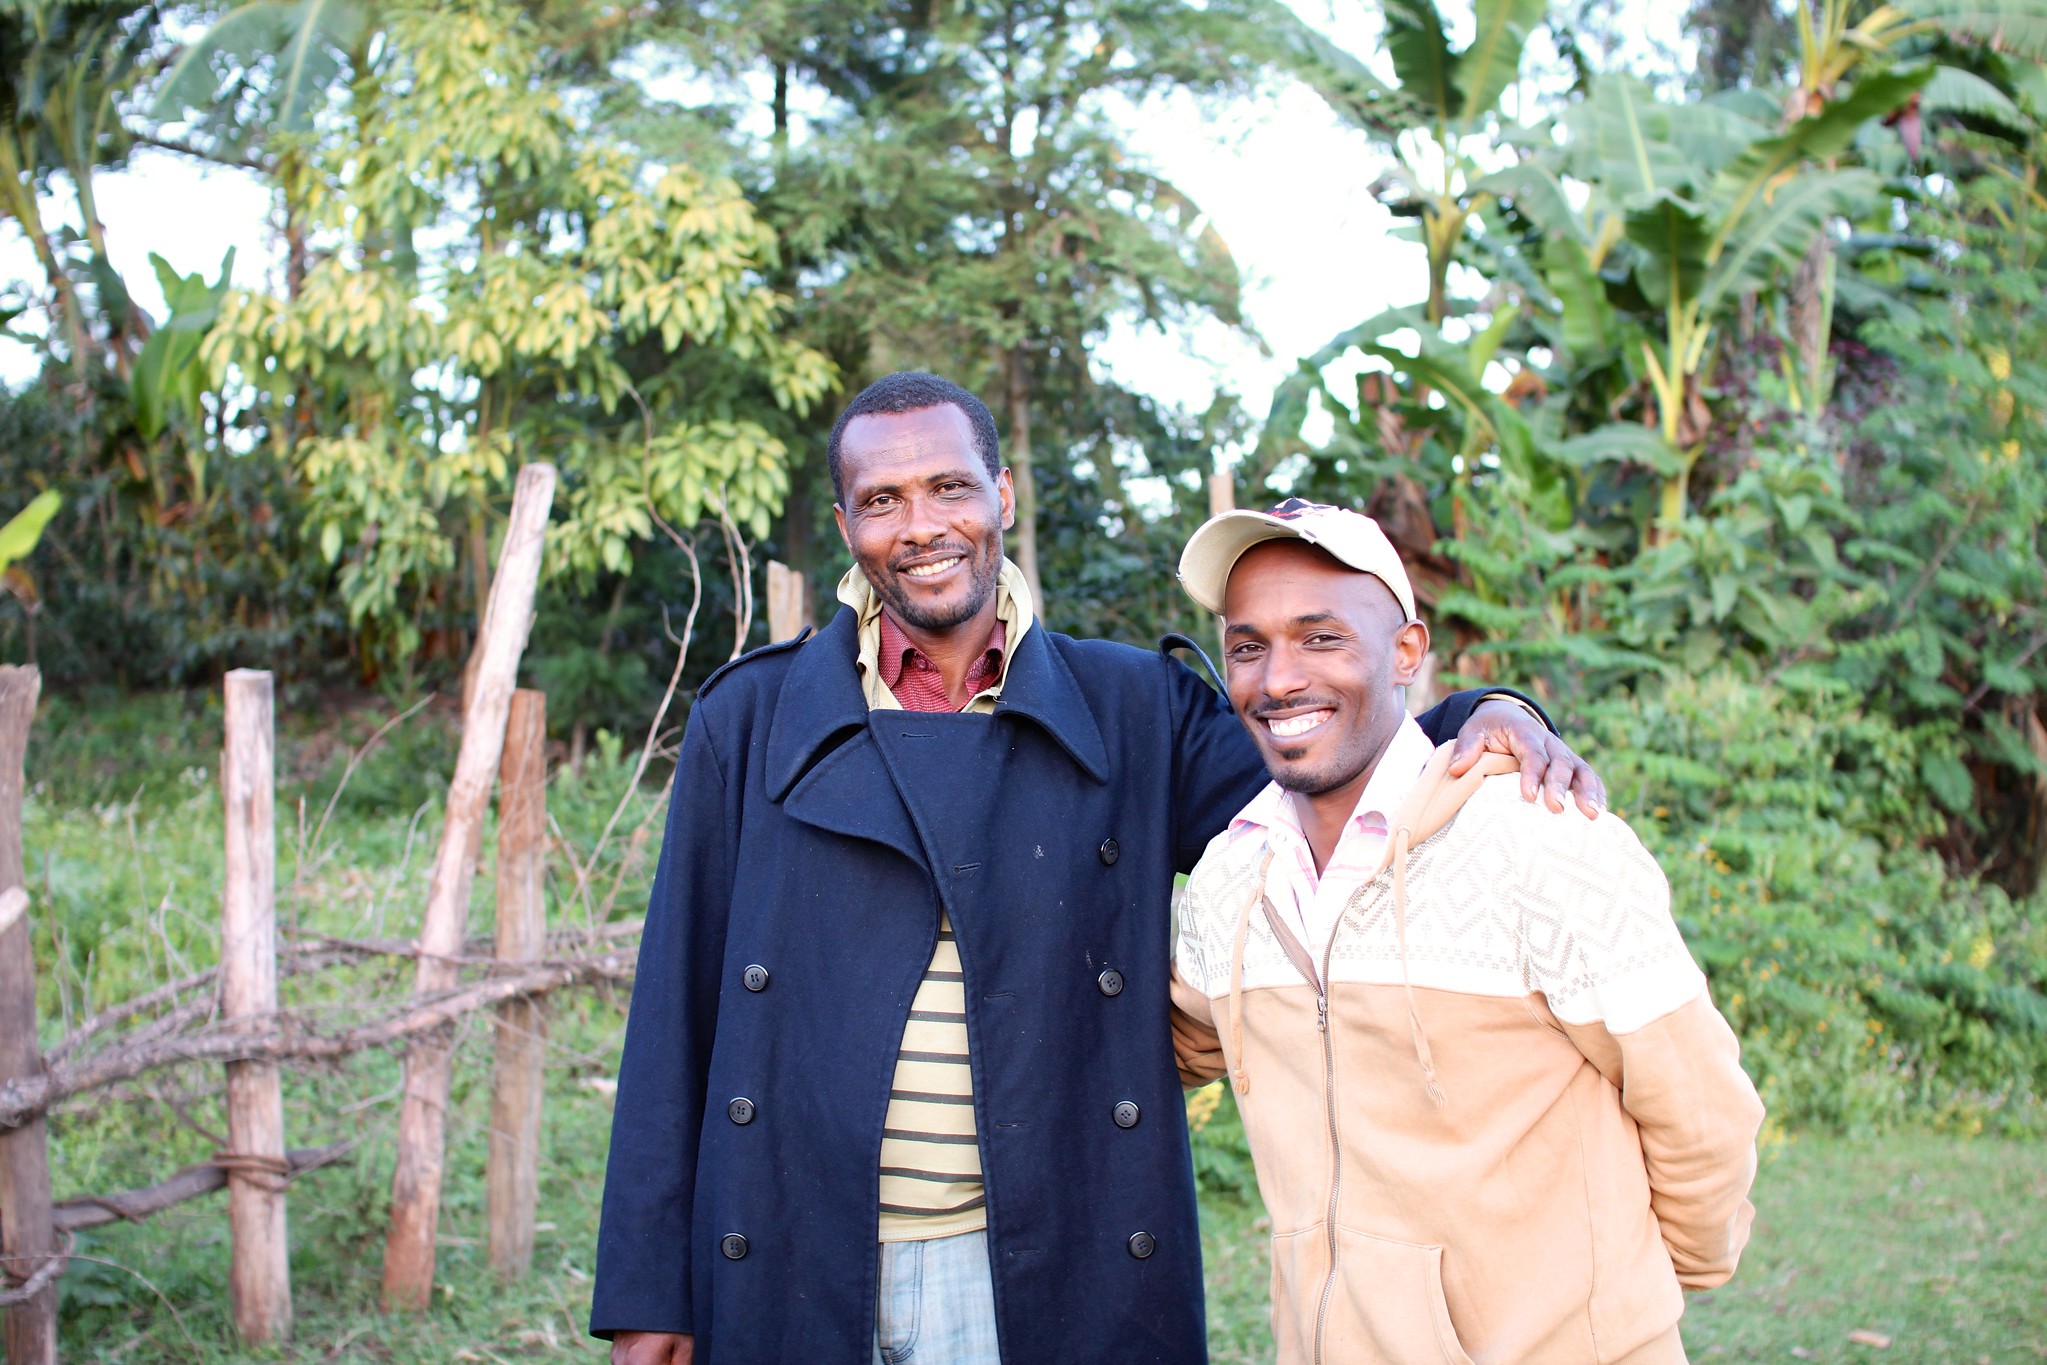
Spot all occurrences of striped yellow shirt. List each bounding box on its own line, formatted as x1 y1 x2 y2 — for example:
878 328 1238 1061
839 560 1034 1242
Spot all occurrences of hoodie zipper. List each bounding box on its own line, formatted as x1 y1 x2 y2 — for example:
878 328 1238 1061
1312 909 1348 1365
1312 976 1339 1365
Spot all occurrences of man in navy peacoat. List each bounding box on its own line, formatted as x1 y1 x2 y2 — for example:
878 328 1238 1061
593 373 1601 1364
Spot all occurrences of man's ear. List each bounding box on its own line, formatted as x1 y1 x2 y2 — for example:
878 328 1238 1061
996 468 1016 531
832 501 851 550
1391 620 1430 687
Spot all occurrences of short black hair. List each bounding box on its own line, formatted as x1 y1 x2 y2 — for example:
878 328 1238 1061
826 371 1002 502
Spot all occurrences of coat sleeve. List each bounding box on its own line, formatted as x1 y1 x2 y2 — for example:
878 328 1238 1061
590 702 740 1339
1412 687 1554 744
1162 654 1268 873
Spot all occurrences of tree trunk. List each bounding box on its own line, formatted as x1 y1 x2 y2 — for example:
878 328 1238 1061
221 670 293 1343
0 666 56 1365
1005 345 1044 614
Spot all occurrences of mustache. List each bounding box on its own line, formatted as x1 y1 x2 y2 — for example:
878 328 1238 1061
1246 697 1342 721
889 542 979 573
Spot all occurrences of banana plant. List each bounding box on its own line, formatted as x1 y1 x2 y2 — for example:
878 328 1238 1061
1566 67 1930 533
0 490 63 648
1274 0 1545 323
130 249 236 445
156 0 367 146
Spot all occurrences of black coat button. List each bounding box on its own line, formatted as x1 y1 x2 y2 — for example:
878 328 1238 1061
742 964 769 992
1097 967 1125 997
1113 1100 1141 1129
1128 1231 1155 1259
1099 838 1120 866
721 1233 748 1260
727 1097 755 1125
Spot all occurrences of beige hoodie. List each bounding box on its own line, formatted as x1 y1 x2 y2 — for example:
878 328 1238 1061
1172 747 1764 1365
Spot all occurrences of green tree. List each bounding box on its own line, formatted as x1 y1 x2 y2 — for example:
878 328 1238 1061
658 0 1270 618
167 0 833 668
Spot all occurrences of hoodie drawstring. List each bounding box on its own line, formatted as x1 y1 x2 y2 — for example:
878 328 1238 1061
1391 825 1447 1105
1227 849 1275 1096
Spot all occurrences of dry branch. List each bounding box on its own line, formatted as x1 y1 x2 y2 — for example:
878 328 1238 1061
53 1144 353 1234
0 943 637 1131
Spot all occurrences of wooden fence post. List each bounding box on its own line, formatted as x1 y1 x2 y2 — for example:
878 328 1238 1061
486 689 546 1282
765 560 812 642
0 666 55 1365
382 463 556 1312
221 669 291 1343
1207 471 1236 663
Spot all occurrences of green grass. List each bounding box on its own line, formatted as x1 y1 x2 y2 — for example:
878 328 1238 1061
17 690 2047 1361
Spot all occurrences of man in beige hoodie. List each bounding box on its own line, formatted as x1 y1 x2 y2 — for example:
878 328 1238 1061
1170 500 1764 1365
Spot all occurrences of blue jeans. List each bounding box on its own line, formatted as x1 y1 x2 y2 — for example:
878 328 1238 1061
873 1229 1002 1365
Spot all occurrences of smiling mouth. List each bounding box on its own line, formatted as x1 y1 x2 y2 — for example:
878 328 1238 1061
1263 709 1333 740
902 556 964 579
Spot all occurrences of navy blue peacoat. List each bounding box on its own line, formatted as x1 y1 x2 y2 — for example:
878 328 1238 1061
590 606 1530 1362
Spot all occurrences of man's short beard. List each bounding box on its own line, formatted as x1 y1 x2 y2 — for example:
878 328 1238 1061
873 538 1004 631
1272 757 1367 798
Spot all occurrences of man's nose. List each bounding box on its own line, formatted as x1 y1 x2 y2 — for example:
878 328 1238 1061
900 493 950 546
1261 641 1310 699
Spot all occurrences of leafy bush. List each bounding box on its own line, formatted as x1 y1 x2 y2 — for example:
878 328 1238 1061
1578 673 2047 1134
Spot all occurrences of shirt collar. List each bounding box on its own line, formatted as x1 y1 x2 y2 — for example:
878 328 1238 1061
1230 713 1437 844
877 608 1008 693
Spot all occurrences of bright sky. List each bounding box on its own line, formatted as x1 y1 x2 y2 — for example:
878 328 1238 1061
0 2 1692 439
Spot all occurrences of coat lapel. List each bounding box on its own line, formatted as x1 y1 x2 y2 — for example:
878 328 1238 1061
765 607 926 866
990 627 1110 784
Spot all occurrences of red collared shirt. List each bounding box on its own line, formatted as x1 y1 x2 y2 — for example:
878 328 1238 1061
877 610 1008 713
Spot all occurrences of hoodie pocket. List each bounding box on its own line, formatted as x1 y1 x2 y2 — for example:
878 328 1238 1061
1324 1225 1476 1365
1267 1226 1328 1363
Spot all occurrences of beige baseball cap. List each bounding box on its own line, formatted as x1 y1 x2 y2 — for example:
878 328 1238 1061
1179 498 1418 620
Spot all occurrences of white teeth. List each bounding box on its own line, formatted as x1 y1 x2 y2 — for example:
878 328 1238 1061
905 558 962 578
1266 710 1331 739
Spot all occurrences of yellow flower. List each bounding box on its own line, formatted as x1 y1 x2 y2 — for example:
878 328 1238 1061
1988 347 2012 381
1185 1080 1224 1133
1968 935 1995 970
